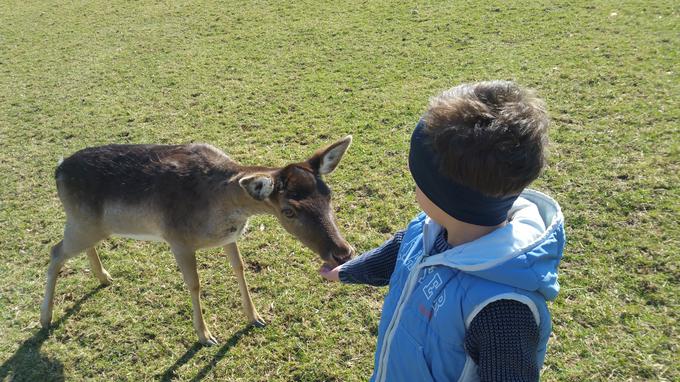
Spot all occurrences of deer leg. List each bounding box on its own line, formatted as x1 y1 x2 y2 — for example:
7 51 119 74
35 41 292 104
86 247 113 285
41 224 104 328
224 242 265 327
171 247 218 346
41 241 67 328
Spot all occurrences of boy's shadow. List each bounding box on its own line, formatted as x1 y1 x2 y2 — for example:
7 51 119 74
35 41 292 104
0 285 106 382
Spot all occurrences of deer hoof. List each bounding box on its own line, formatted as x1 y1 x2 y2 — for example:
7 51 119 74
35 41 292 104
40 307 52 328
100 272 114 286
40 316 51 329
200 334 219 346
251 319 266 328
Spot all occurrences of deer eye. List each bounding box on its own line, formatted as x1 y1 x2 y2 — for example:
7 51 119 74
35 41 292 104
281 207 296 219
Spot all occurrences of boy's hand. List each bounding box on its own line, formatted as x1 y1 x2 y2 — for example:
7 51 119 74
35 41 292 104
318 264 341 282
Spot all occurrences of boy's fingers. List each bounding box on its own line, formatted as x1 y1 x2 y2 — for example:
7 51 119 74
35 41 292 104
318 264 340 281
319 264 332 272
318 265 332 276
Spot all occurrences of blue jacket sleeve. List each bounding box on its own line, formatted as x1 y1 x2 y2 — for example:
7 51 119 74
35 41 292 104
464 299 540 382
337 230 405 286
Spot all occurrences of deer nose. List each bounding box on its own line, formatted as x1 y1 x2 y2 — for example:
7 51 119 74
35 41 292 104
331 245 355 265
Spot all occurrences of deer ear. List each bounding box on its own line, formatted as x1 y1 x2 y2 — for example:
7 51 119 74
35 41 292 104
239 174 274 201
309 135 352 175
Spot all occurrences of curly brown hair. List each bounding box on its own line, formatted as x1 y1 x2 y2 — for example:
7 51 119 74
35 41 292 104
423 81 549 197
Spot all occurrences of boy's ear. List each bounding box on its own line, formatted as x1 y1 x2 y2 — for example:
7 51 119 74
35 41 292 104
308 135 352 175
239 174 275 200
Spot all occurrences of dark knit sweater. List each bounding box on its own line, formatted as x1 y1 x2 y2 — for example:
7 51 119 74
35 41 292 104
339 230 540 382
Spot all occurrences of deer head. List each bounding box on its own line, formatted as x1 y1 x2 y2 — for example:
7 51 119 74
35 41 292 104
239 136 355 267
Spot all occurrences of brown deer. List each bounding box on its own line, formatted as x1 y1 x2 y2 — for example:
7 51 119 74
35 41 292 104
40 136 354 345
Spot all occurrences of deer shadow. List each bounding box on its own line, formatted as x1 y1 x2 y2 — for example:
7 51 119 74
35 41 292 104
0 285 106 382
158 325 255 382
1 284 253 382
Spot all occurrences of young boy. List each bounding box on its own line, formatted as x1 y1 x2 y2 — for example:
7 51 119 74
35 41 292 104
320 81 565 381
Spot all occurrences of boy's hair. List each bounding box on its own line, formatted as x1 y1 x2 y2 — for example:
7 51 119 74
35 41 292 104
423 81 549 197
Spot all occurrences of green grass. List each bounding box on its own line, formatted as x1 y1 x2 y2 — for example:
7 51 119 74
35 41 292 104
1 0 678 381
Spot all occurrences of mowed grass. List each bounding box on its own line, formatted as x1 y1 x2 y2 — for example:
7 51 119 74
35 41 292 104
0 1 678 381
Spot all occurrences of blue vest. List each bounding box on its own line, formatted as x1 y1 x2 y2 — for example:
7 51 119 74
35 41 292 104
371 190 565 382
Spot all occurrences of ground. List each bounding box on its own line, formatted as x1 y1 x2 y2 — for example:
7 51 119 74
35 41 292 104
0 1 678 381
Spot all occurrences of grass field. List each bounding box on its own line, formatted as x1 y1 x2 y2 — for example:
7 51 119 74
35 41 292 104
1 1 678 381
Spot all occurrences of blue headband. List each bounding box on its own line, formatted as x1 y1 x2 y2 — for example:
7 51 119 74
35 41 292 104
408 120 519 226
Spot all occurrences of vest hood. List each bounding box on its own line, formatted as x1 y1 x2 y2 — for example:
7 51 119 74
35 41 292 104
421 189 566 301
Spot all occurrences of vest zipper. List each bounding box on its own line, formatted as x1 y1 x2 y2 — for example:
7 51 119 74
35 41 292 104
375 221 432 382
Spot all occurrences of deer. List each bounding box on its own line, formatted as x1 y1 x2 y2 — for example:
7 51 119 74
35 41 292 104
40 136 355 345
